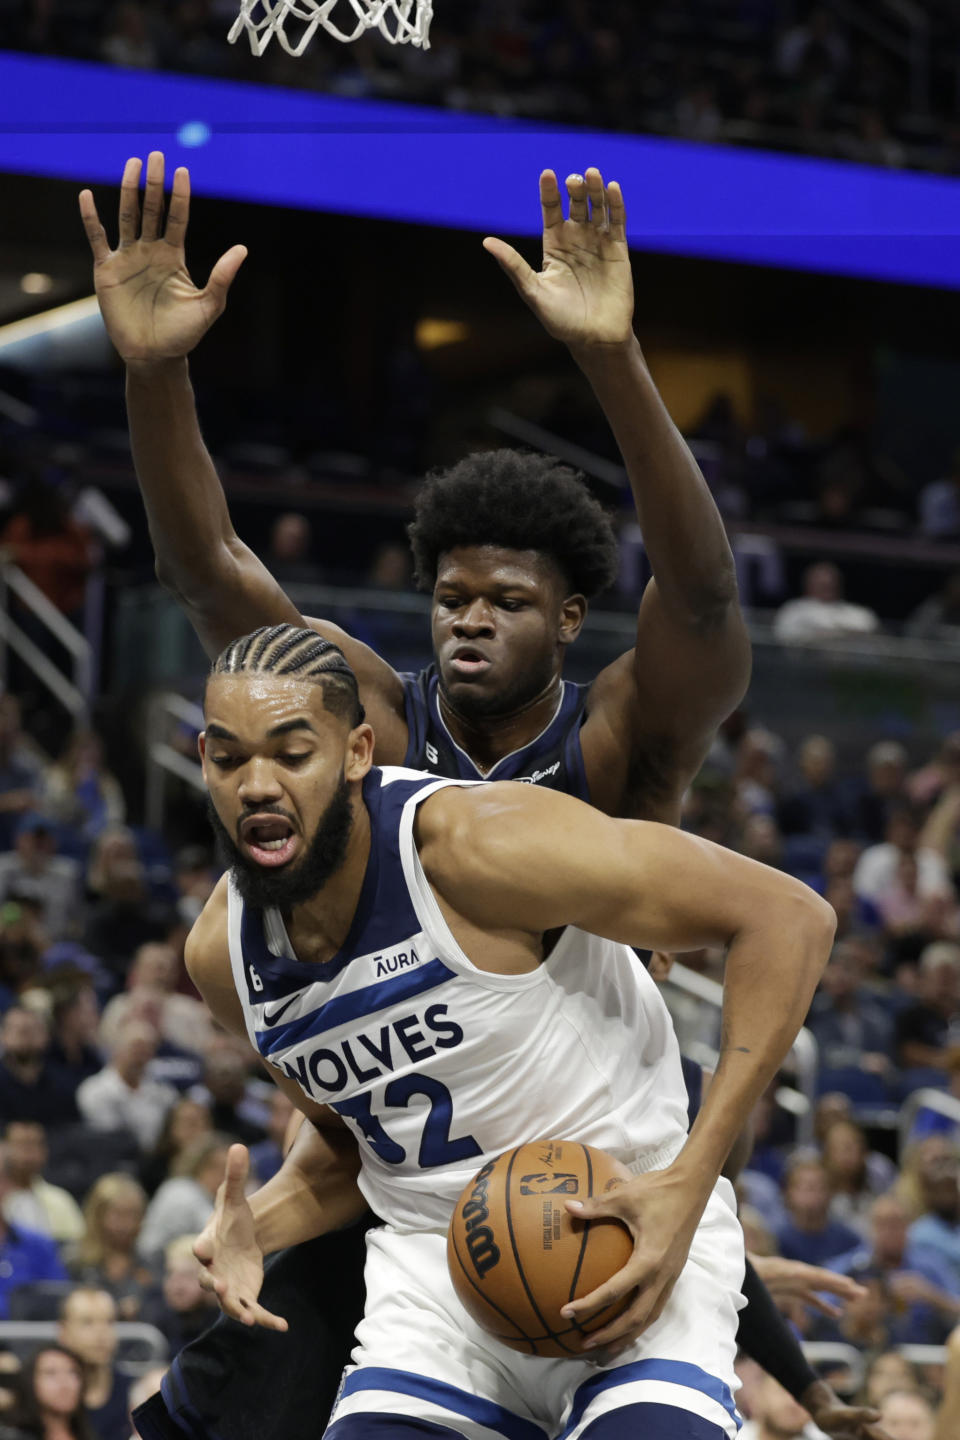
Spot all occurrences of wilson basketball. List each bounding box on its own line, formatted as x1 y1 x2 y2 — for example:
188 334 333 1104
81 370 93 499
446 1139 634 1358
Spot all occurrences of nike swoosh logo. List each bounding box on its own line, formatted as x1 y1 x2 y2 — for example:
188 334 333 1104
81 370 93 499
261 995 301 1028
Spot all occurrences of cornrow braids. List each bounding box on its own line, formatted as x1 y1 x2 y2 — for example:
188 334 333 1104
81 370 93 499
209 625 365 726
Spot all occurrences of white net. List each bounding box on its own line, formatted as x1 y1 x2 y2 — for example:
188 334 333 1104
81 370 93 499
228 0 433 54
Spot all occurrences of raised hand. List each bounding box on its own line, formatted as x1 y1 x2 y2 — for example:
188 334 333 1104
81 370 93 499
194 1144 288 1332
483 167 634 350
79 151 247 365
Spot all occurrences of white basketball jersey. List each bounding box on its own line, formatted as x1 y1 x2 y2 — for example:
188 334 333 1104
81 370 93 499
227 767 690 1232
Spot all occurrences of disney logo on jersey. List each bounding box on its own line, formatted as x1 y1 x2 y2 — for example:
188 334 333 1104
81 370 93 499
517 761 560 786
272 1003 465 1101
519 1172 579 1196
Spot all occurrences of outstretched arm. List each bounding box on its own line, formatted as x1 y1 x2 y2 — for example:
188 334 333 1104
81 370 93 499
486 170 750 807
185 882 367 1329
80 154 408 755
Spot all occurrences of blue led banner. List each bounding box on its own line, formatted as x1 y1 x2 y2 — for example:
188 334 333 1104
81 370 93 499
3 51 960 289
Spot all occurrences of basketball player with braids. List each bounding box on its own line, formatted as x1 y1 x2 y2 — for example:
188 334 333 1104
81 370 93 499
164 621 836 1440
79 163 886 1440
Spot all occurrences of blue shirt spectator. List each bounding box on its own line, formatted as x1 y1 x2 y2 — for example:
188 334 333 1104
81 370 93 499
0 1144 67 1318
775 1156 861 1266
906 1148 960 1289
807 942 893 1079
825 1194 960 1344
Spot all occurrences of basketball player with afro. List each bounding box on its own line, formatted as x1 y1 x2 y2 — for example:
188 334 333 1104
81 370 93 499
80 159 887 1440
179 619 834 1440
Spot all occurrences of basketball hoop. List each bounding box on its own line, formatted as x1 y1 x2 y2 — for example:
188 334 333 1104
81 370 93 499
228 0 433 54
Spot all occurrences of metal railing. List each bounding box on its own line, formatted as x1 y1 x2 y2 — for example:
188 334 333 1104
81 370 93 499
0 1321 167 1378
899 1088 960 1155
665 962 819 1147
145 691 205 831
801 1342 866 1390
0 561 93 717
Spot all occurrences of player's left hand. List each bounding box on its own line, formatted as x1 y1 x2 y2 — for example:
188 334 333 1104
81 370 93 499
558 1163 703 1357
483 168 634 350
748 1252 868 1319
801 1382 892 1440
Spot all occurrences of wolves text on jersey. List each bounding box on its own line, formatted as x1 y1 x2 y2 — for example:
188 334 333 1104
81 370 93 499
271 1003 465 1100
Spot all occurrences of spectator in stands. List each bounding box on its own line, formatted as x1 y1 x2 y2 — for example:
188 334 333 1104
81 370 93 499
76 1021 176 1151
852 740 909 845
907 573 960 642
0 1008 79 1127
895 942 960 1077
0 1144 67 1320
806 942 894 1091
124 1369 166 1440
826 1194 960 1344
877 1390 936 1440
0 815 81 943
821 1119 897 1236
57 1289 128 1440
2 1122 84 1246
139 1098 212 1197
0 900 45 1013
264 512 318 585
773 561 879 645
919 452 960 539
0 696 41 853
48 986 102 1090
0 1344 95 1440
908 1147 960 1286
249 1088 295 1185
136 1137 229 1265
188 1046 267 1145
82 831 174 981
140 1234 216 1352
777 6 849 80
738 1371 811 1440
862 1352 920 1408
68 1175 155 1321
775 1156 861 1266
42 732 125 844
171 846 215 929
876 851 960 951
732 728 783 818
99 943 211 1059
777 733 850 838
908 732 960 809
364 541 412 593
0 480 94 625
100 0 159 69
853 807 952 908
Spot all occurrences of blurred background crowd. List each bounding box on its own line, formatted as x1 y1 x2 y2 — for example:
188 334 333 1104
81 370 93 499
5 1 960 1438
4 0 960 174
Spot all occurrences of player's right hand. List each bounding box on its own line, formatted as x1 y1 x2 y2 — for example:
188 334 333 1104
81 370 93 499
193 1143 289 1332
79 151 247 364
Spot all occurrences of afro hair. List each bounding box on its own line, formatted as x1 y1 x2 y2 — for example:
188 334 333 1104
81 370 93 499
407 449 620 599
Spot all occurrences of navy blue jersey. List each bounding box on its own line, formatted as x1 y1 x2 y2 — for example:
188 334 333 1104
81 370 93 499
401 664 591 801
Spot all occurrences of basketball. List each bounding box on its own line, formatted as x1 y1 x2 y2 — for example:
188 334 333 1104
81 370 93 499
446 1140 634 1358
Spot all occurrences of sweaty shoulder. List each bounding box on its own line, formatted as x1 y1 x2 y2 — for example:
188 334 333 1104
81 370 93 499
184 875 246 1040
414 780 593 889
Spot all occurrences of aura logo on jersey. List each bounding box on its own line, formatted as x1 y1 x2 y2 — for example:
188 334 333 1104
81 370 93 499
462 1159 501 1278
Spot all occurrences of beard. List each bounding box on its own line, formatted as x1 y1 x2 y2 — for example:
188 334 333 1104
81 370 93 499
206 775 354 911
439 654 557 722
